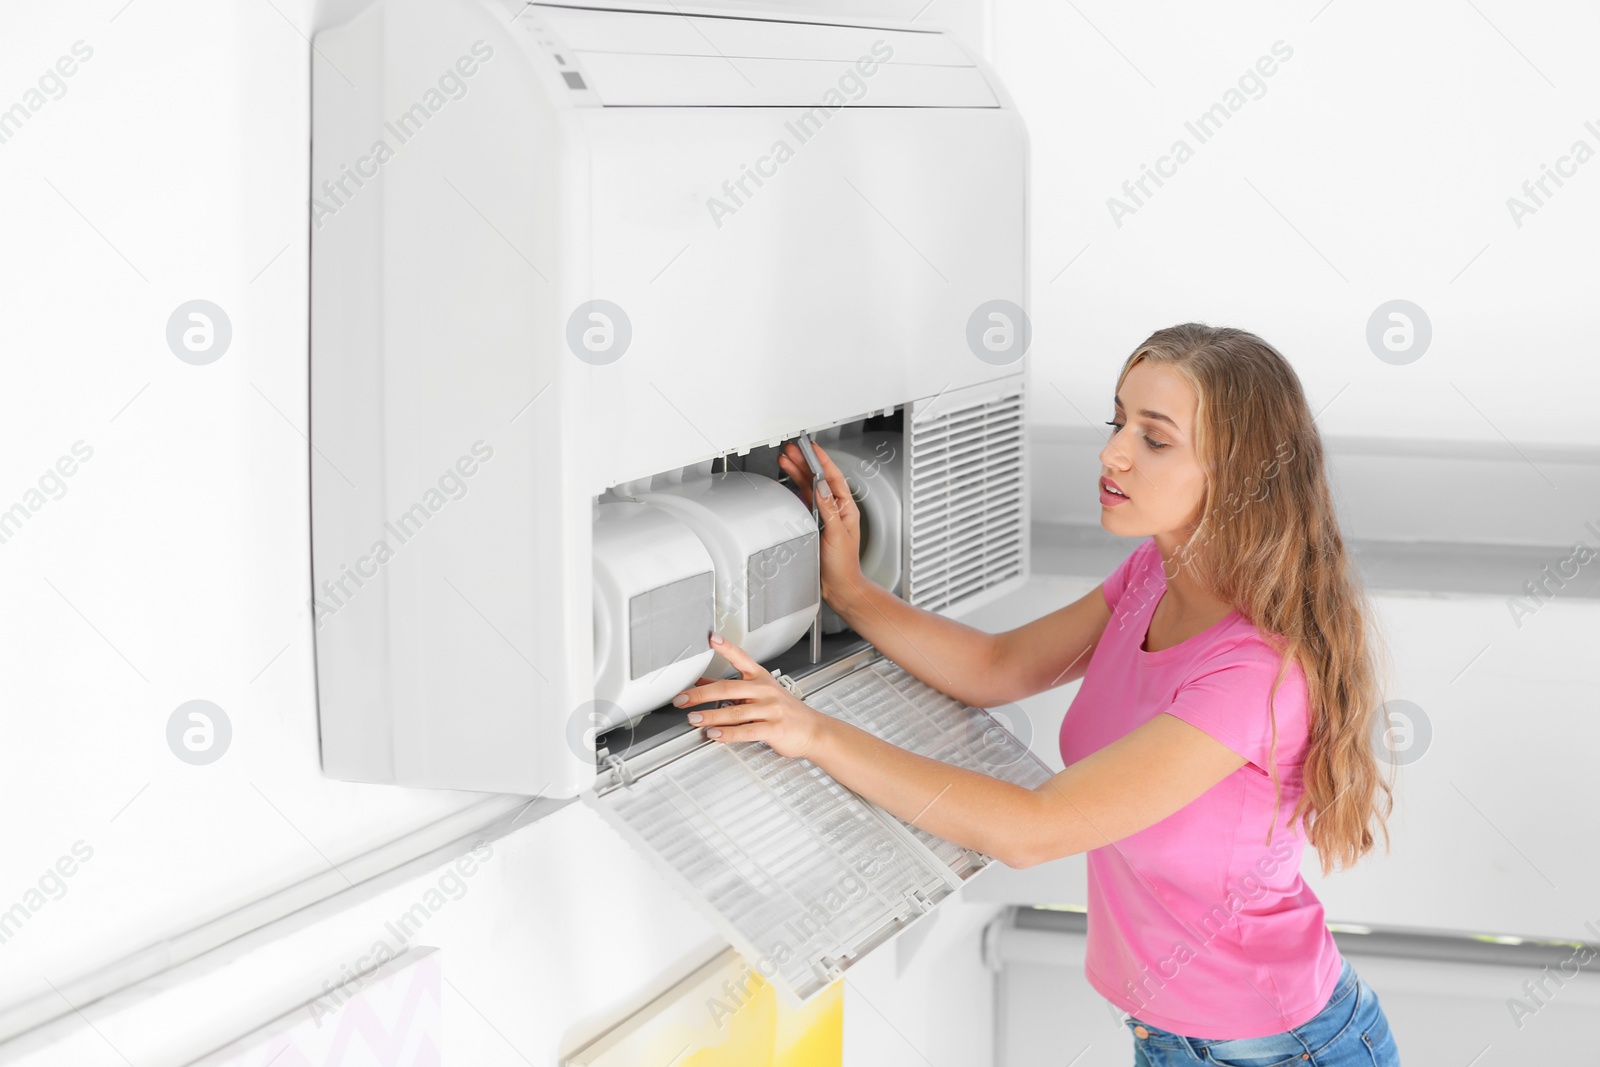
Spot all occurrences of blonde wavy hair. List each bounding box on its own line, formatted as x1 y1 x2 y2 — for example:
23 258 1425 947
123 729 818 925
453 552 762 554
1116 323 1396 876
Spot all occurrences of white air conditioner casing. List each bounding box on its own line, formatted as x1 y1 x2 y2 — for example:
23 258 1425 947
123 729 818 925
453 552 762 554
309 0 1031 799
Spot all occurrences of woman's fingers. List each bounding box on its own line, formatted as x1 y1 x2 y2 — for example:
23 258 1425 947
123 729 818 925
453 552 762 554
675 677 766 707
688 703 774 728
810 443 854 522
777 441 856 529
708 632 764 677
777 447 812 507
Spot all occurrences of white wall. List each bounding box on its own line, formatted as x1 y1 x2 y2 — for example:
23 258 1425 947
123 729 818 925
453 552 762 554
0 0 502 1011
994 925 1600 1067
0 0 1000 1063
1000 0 1600 448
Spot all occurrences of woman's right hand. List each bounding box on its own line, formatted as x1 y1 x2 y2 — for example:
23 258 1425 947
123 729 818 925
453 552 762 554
777 440 872 617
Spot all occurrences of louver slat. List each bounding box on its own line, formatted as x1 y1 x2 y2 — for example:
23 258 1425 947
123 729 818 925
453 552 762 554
905 382 1028 614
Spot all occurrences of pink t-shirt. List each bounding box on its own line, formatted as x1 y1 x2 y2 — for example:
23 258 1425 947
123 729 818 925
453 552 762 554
1059 537 1342 1039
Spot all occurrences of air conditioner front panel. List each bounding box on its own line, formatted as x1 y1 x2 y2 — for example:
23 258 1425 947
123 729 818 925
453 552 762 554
585 649 1055 1006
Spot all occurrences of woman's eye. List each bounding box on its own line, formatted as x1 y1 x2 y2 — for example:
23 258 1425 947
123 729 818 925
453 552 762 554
1104 420 1167 451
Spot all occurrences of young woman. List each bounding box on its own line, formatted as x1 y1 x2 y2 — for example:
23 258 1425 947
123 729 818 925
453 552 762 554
671 323 1403 1065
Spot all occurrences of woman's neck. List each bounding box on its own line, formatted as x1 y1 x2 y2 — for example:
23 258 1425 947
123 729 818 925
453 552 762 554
1150 533 1233 620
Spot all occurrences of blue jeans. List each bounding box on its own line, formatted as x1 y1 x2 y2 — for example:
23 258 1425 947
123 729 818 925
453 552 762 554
1126 958 1401 1066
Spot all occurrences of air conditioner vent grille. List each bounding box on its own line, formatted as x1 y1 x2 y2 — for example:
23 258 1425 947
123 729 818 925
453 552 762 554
905 382 1027 614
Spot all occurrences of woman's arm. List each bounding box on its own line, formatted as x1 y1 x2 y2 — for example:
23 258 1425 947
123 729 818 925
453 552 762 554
676 633 1249 869
777 437 1104 708
829 576 1005 709
779 438 1007 708
807 708 1247 868
804 710 1044 867
983 582 1113 703
833 575 1114 708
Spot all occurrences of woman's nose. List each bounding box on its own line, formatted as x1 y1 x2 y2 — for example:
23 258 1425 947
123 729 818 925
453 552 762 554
1100 437 1127 470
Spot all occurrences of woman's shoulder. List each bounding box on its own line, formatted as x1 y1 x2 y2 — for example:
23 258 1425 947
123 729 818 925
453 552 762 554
1190 618 1309 690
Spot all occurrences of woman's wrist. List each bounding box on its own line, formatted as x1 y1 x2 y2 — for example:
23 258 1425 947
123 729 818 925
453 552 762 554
826 568 877 627
804 709 840 766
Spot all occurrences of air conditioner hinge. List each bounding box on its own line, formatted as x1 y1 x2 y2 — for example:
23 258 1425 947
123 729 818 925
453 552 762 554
771 669 803 698
904 888 934 916
600 750 637 789
815 954 847 984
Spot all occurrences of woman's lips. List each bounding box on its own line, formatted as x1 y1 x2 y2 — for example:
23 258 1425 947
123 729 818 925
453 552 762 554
1100 477 1130 507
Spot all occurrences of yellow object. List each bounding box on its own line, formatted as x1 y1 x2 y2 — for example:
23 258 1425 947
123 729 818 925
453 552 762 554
564 949 843 1067
686 969 843 1067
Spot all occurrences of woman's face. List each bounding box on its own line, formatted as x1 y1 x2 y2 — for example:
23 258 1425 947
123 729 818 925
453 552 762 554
1098 361 1207 537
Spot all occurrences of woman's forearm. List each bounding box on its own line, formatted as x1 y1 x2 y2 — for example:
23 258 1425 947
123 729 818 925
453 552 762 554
829 575 1003 708
809 713 1040 867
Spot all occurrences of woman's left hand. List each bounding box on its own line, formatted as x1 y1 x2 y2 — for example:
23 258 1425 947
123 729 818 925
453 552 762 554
672 634 831 761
